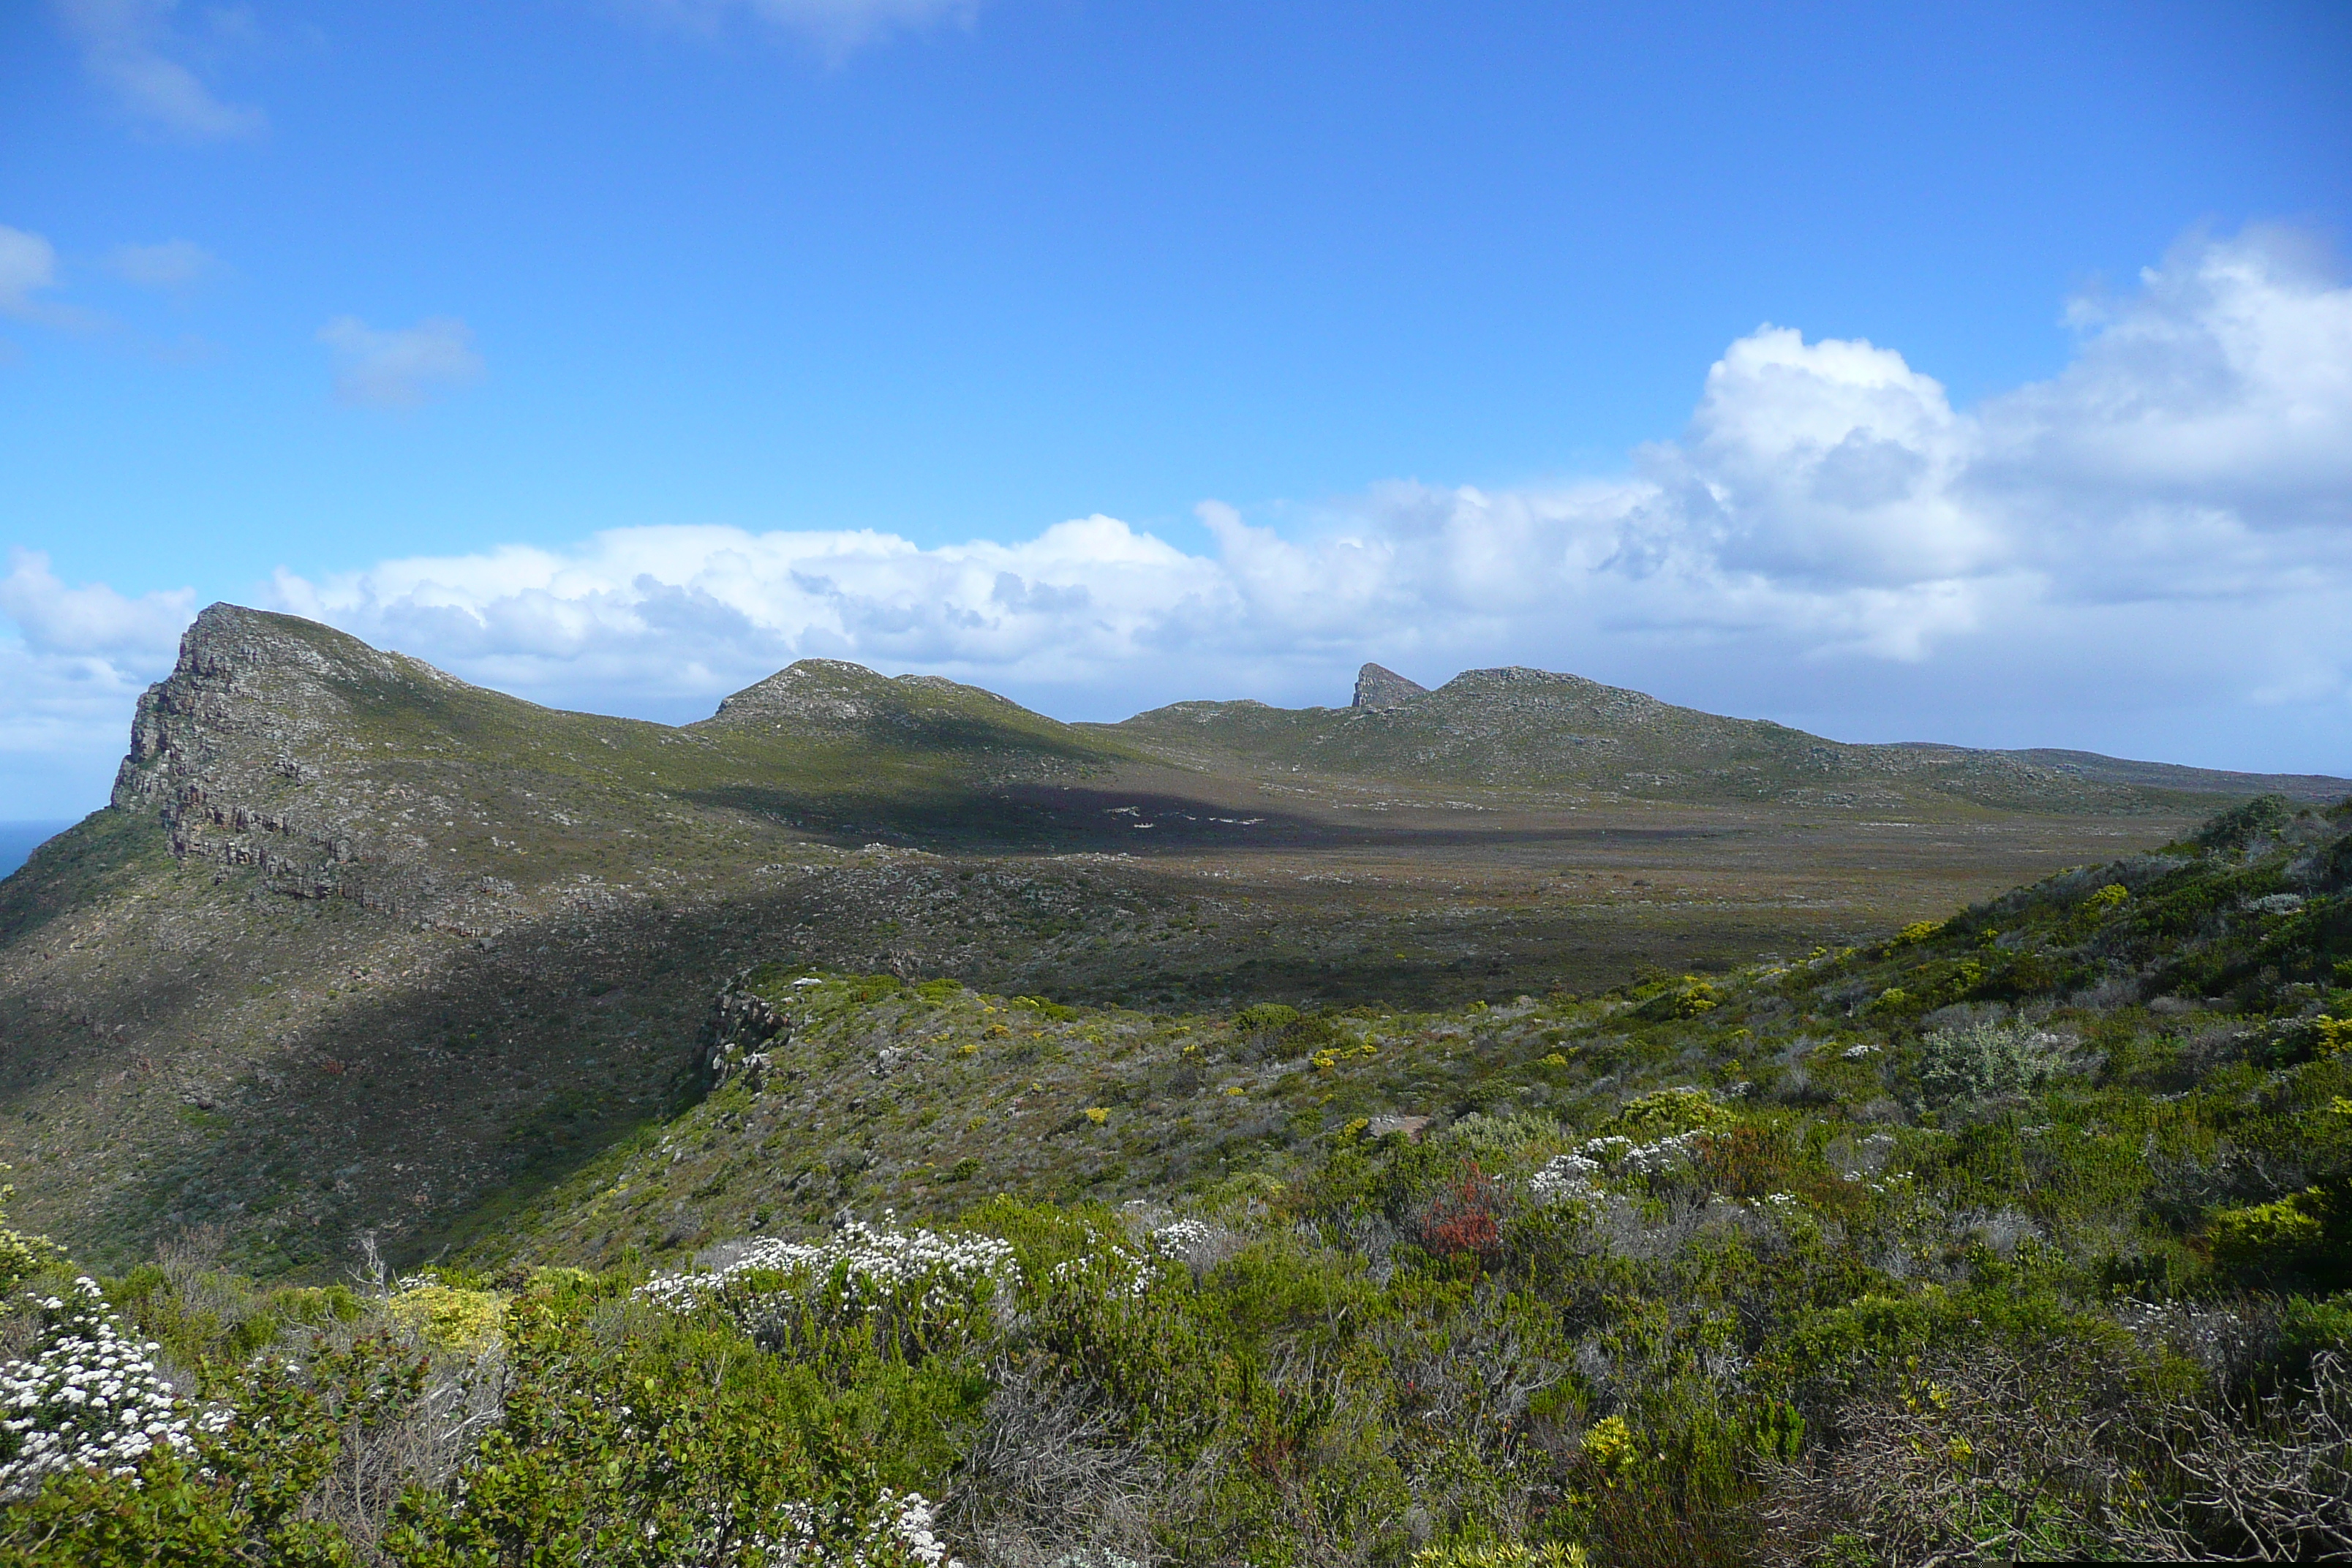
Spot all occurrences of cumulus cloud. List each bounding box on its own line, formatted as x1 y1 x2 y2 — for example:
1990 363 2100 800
633 0 981 60
316 316 486 409
0 553 194 817
103 238 225 295
52 0 267 140
269 516 1229 710
265 226 2352 772
1 551 195 658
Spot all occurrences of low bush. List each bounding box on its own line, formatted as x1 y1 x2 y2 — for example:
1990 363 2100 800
1914 1020 2067 1107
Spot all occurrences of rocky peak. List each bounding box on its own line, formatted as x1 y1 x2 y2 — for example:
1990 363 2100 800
1350 663 1428 711
170 603 343 684
112 606 443 809
704 659 896 731
107 604 461 911
1434 666 1660 717
703 660 1038 742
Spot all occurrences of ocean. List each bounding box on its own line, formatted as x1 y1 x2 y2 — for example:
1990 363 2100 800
0 821 75 880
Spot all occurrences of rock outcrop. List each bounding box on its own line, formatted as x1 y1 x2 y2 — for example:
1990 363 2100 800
698 972 792 1089
111 604 453 913
1350 663 1428 711
701 659 1034 738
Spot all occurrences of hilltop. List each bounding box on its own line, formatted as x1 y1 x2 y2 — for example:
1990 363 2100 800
0 607 2337 1278
1106 662 2346 812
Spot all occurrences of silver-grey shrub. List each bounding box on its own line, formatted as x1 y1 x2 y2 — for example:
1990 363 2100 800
1915 1022 2068 1107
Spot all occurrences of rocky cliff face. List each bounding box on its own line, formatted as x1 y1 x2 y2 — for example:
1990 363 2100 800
112 605 454 915
1349 663 1428 711
698 972 792 1089
0 604 840 1275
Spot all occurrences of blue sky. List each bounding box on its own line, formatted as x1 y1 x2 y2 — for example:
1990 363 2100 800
4 0 2351 818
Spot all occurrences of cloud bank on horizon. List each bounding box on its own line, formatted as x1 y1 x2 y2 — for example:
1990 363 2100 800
4 225 2349 813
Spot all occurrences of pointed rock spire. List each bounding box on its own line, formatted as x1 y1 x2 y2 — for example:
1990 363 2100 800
1351 663 1428 711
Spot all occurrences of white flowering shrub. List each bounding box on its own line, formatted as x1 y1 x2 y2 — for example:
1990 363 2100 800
1130 1213 1245 1279
759 1487 960 1567
1528 1125 1730 1205
1629 1131 1700 1173
0 1277 192 1499
1612 1129 1709 1177
1147 1218 1215 1258
1049 1240 1153 1303
641 1218 1021 1356
1527 1153 1602 1204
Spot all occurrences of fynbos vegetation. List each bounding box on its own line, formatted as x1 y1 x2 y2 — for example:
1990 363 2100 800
2 789 2348 1562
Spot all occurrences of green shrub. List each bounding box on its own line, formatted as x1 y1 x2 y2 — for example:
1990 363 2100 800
1234 1003 1301 1036
1611 1086 1733 1139
2209 1181 2352 1289
0 1173 53 1295
1413 1543 1588 1567
1437 1111 1566 1170
1633 978 1719 1022
2193 794 2294 854
1915 1021 2065 1106
387 1281 509 1352
386 1300 960 1566
1 1329 431 1567
2270 1292 2352 1384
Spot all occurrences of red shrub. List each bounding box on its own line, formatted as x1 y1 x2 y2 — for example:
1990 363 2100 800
1415 1163 1508 1262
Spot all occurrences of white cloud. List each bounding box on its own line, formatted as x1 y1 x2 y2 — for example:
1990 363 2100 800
103 238 225 295
633 0 980 60
52 0 267 140
1973 226 2352 546
0 551 195 658
0 553 193 818
0 224 110 336
316 316 486 409
268 516 1231 707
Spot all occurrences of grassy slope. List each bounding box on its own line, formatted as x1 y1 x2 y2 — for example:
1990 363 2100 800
1104 666 2346 812
470 796 2352 1286
10 806 2348 1558
0 611 1153 1275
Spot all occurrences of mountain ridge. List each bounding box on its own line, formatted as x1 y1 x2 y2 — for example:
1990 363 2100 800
1107 660 2348 810
1 606 2334 1277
